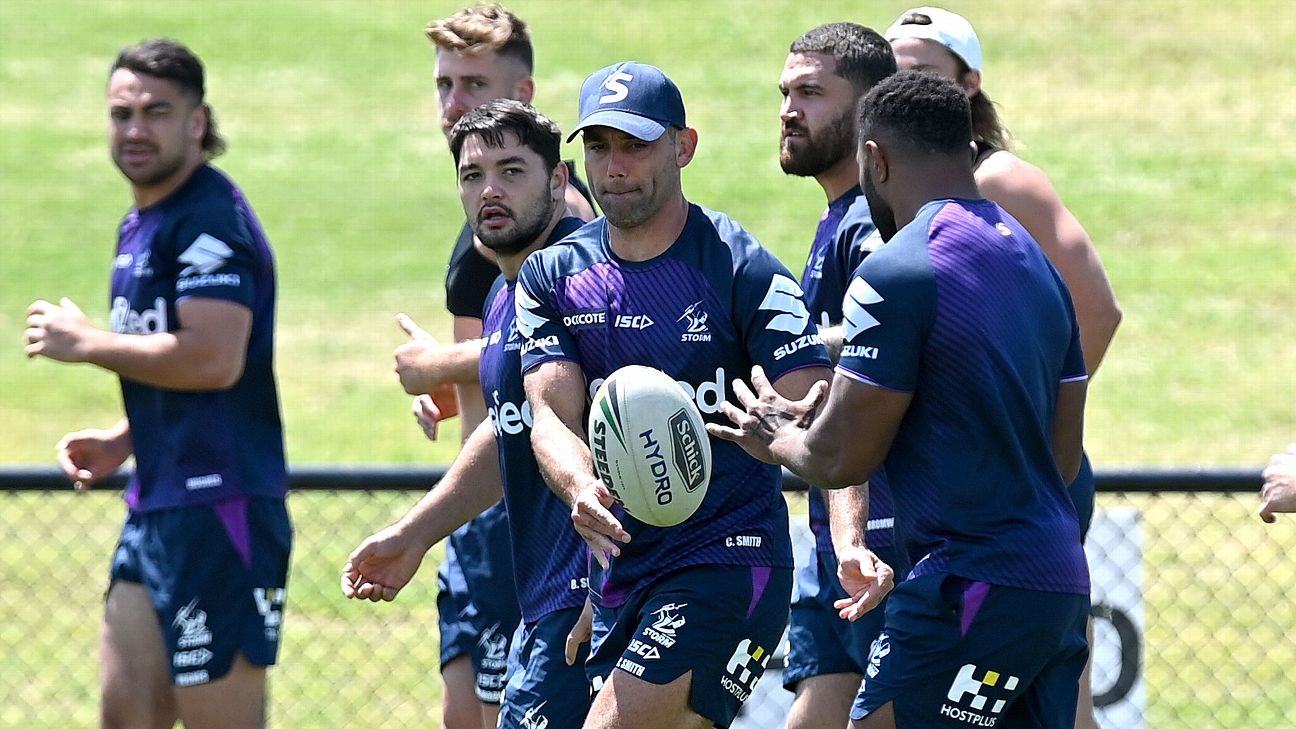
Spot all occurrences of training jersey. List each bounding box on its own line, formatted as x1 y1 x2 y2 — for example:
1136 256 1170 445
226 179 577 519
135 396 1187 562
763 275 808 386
836 198 1089 595
479 216 589 623
110 164 285 513
798 187 895 554
516 203 831 608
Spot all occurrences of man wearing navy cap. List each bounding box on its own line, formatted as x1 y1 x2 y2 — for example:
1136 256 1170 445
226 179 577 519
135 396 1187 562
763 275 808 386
515 62 833 728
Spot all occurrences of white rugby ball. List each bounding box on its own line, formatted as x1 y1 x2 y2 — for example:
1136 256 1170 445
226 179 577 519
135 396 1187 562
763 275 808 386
587 365 712 527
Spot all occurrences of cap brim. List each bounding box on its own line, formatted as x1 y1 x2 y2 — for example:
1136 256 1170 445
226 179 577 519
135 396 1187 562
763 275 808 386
565 110 668 143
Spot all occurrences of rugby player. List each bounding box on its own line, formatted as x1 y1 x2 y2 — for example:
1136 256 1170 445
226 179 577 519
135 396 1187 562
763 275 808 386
711 71 1091 729
392 7 595 727
24 39 290 729
344 100 593 729
885 10 1122 723
515 61 832 729
776 23 898 729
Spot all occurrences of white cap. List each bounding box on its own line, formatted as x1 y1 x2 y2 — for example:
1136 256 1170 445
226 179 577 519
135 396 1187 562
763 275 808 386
885 7 983 72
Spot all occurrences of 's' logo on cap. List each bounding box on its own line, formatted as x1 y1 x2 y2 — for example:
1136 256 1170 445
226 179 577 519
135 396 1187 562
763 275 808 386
599 71 633 104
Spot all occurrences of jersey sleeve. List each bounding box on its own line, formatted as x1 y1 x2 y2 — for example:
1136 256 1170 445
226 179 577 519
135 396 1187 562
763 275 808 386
516 254 579 372
734 245 831 379
1059 293 1087 383
836 248 935 392
446 225 501 319
168 205 257 309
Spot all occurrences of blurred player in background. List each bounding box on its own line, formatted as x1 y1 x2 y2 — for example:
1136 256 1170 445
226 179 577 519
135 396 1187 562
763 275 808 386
885 10 1121 724
24 39 289 729
712 70 1091 729
1260 443 1296 523
391 6 595 727
516 61 832 729
775 21 899 729
344 100 593 729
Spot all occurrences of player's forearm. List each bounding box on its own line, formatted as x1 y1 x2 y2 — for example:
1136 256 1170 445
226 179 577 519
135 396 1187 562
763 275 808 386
85 329 244 390
397 420 503 551
430 339 487 386
773 428 844 490
827 483 869 554
530 408 598 508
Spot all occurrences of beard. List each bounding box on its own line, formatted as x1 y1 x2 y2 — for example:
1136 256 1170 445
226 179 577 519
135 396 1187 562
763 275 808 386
862 164 898 242
474 196 555 255
779 106 856 178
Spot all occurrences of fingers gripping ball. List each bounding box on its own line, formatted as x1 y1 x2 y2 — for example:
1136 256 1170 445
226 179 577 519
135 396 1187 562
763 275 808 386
587 365 711 527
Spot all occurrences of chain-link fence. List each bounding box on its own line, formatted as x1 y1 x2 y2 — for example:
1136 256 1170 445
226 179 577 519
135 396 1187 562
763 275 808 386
2 470 1292 728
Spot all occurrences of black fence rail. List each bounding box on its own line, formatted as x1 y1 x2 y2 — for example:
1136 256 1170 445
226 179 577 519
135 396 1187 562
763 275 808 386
0 465 1264 493
2 468 1291 729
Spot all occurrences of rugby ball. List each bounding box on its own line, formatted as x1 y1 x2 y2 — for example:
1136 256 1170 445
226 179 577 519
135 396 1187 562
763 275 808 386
587 365 712 527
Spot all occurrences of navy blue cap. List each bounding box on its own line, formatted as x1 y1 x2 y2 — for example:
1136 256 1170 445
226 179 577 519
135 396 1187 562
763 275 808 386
567 61 687 143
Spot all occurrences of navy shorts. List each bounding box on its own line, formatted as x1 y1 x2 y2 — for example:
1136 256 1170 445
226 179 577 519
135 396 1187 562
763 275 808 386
499 607 592 729
437 538 476 667
436 505 522 704
588 565 792 728
108 497 292 687
783 545 902 690
851 572 1089 728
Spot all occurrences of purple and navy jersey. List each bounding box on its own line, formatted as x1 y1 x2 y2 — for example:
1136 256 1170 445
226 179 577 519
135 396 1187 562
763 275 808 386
479 216 589 623
837 198 1089 595
110 164 285 513
516 204 831 608
798 187 894 554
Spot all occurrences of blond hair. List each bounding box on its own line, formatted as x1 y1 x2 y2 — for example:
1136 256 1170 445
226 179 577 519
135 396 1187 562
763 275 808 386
424 4 533 72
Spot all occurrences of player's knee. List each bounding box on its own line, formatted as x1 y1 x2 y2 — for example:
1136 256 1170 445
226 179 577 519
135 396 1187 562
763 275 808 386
100 690 174 729
788 674 860 729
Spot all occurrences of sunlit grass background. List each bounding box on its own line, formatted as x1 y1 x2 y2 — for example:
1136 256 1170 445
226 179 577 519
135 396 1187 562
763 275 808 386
2 1 1294 726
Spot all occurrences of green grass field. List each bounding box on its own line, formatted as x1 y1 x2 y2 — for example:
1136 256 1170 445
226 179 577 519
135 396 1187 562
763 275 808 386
2 0 1293 467
2 1 1295 726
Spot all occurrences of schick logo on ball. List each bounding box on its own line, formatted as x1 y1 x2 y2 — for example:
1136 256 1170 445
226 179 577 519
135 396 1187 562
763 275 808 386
669 410 705 493
638 428 673 505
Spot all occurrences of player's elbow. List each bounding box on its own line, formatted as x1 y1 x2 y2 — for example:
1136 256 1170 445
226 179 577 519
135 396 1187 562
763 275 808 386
824 459 880 490
1056 451 1082 485
805 431 880 488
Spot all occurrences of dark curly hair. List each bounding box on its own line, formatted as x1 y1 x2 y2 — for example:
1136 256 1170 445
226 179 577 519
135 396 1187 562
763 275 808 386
111 38 225 159
449 98 562 174
859 70 971 156
790 22 896 94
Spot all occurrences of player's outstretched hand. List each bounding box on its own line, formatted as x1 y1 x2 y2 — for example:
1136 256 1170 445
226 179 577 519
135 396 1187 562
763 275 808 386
833 545 895 622
571 479 630 570
57 428 132 491
565 595 594 666
393 313 443 395
1259 443 1296 524
341 524 429 602
706 365 827 465
25 298 96 362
